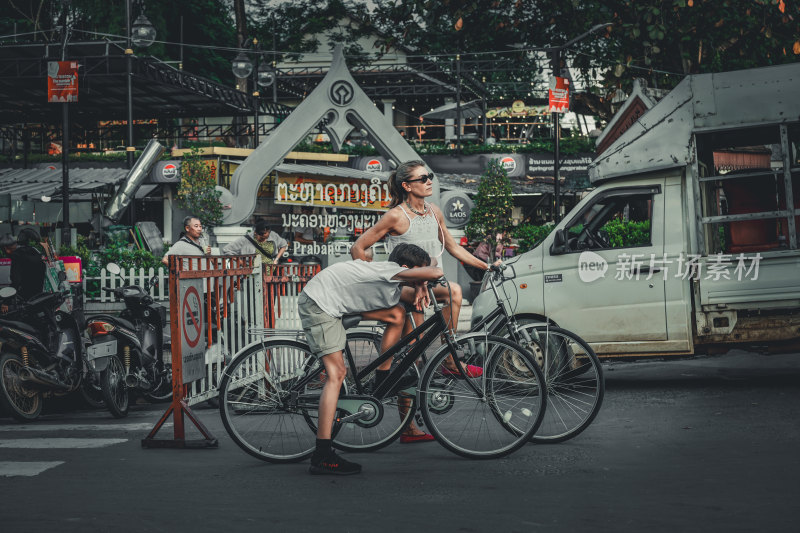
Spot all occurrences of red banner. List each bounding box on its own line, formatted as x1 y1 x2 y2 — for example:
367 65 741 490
548 76 569 113
47 61 79 103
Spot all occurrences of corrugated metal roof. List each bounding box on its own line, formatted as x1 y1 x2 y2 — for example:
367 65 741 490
0 167 128 200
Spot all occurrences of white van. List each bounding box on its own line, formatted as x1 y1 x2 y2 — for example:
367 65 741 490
472 62 800 358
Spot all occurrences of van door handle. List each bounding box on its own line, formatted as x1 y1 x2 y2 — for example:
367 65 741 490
634 266 661 274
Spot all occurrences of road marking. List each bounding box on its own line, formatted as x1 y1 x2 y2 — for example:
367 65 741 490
0 461 64 477
0 438 127 449
0 422 170 432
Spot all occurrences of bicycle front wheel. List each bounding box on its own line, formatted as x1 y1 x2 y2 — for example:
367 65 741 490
419 334 546 459
218 339 322 463
514 325 604 443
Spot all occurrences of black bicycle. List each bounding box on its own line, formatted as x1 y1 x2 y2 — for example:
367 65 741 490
353 264 604 444
217 277 547 462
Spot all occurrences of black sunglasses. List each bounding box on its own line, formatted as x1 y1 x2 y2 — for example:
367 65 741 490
405 173 435 184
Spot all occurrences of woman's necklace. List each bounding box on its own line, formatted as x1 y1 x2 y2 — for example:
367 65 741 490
405 200 428 216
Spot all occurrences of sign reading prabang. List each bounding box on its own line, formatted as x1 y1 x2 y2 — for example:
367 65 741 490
48 61 79 103
548 76 569 113
275 174 392 212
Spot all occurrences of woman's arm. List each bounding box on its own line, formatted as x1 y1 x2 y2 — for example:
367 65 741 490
392 266 444 282
351 209 402 260
430 204 494 271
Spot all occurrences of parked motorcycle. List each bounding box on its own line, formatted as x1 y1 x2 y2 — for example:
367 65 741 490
85 263 172 418
0 283 104 421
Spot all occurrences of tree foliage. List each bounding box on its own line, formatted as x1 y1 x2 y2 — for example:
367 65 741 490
177 147 222 230
465 158 514 262
1 0 236 84
2 0 798 120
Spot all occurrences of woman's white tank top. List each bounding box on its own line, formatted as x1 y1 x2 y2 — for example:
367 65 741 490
383 203 445 265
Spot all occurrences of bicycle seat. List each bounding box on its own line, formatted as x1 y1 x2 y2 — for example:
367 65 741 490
342 314 361 329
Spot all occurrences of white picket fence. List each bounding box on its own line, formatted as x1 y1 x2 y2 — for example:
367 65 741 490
83 267 169 304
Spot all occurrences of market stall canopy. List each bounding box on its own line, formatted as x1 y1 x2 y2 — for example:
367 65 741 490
0 41 291 124
0 167 127 201
422 99 483 120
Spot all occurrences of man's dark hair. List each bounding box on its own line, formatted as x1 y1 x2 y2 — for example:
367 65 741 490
388 243 430 268
183 215 200 229
16 227 41 246
254 221 270 235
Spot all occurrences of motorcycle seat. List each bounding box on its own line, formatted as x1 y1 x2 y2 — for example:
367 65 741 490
0 319 38 336
25 292 63 310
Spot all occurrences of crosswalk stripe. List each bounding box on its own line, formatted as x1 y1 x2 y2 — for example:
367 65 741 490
0 438 127 449
0 461 64 477
0 422 170 432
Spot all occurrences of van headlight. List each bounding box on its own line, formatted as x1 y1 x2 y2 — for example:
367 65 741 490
479 276 491 293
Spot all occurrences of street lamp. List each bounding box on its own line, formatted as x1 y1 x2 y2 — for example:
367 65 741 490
131 12 157 48
122 0 155 233
231 52 253 79
232 39 276 147
125 0 156 170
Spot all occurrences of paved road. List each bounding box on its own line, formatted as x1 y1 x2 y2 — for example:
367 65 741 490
0 350 798 532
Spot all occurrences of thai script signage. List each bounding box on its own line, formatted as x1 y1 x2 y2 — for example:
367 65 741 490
275 174 392 212
281 212 381 232
527 154 593 180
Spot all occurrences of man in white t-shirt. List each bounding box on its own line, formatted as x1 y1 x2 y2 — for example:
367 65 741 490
299 243 442 476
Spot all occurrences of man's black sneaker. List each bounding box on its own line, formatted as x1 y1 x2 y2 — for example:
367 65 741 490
309 451 362 476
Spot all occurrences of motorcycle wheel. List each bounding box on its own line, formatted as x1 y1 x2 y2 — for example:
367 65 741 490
100 355 129 418
79 369 106 410
0 353 43 421
144 363 173 403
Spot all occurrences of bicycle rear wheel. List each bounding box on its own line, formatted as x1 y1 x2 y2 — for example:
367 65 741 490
514 325 604 443
419 334 546 459
218 339 322 463
330 331 418 452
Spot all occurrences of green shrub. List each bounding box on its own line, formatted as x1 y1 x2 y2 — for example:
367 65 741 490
600 219 651 247
513 224 554 252
465 158 514 261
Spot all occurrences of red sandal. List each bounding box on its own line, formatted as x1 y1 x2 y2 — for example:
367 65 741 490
441 364 483 378
400 433 435 443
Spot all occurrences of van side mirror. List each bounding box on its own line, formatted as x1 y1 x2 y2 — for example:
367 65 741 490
550 229 568 255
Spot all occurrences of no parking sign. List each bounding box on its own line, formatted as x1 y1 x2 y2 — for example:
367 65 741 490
179 279 205 383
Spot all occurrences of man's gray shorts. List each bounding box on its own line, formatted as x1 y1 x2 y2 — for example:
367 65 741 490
297 293 347 358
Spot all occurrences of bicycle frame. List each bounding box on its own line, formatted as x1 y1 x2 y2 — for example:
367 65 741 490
285 282 485 403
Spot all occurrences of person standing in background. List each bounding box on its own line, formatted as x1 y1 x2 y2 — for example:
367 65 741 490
0 231 46 301
223 221 287 267
293 205 316 245
162 216 212 265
